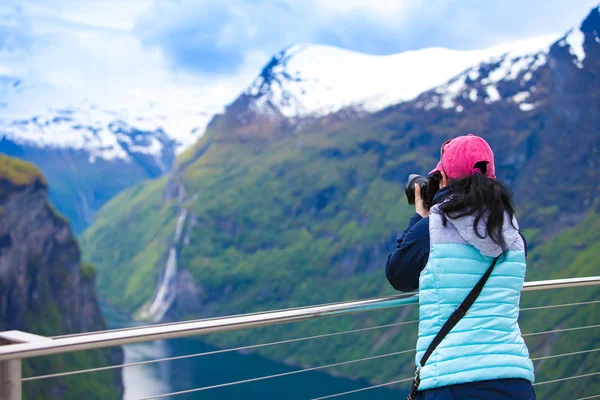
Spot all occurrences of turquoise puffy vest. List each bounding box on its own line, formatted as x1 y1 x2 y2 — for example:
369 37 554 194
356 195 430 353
416 206 535 391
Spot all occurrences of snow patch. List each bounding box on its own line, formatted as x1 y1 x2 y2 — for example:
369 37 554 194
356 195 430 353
467 69 480 81
424 96 440 110
481 52 543 85
484 86 501 104
512 91 531 103
487 61 511 83
506 56 534 80
437 75 467 109
530 53 547 71
425 34 557 111
468 89 478 102
129 136 164 157
520 103 536 111
564 28 586 68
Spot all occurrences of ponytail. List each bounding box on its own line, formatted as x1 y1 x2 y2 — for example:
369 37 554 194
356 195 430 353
438 162 516 253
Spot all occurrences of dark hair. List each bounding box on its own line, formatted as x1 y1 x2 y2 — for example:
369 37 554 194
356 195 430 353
438 162 516 253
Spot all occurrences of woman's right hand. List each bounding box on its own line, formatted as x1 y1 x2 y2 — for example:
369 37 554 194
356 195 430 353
415 184 430 218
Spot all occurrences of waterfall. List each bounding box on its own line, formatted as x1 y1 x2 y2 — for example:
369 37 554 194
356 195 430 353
147 208 187 322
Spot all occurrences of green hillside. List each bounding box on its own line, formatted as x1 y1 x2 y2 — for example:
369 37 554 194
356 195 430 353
520 210 600 398
81 117 599 398
81 117 419 314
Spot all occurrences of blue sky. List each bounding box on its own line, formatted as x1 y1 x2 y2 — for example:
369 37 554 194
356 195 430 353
133 0 600 74
1 0 599 111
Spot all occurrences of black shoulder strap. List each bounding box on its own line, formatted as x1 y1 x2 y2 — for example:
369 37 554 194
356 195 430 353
419 254 502 367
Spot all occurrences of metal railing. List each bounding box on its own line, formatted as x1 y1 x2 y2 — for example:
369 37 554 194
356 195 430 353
1 275 599 400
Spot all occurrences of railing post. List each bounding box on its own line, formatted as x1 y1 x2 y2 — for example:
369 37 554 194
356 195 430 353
0 358 21 400
0 330 53 400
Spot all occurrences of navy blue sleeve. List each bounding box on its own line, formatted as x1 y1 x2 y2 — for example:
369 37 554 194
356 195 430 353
385 214 431 292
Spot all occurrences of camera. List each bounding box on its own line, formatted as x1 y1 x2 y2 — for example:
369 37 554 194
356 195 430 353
405 173 441 209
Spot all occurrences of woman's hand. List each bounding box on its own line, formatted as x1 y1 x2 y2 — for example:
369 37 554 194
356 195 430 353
415 184 430 218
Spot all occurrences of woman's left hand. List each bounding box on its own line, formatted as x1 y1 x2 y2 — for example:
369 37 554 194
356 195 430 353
415 184 430 218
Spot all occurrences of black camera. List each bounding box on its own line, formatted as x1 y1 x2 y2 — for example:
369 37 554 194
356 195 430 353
405 173 441 209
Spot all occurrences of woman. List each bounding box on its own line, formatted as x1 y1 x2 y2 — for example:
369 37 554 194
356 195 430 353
386 134 536 400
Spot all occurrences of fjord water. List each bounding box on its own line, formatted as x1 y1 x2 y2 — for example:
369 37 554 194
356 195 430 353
102 304 402 400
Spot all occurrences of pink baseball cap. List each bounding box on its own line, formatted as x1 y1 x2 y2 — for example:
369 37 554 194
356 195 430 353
429 134 496 180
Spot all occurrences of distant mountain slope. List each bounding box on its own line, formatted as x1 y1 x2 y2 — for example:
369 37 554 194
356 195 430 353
0 102 208 159
0 154 123 400
0 88 212 233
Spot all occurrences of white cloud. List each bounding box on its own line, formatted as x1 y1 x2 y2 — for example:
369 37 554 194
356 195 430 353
0 0 266 123
23 0 150 31
1 0 599 126
317 0 409 13
314 0 419 28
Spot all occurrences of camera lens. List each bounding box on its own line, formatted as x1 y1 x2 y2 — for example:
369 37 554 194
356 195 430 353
405 174 427 205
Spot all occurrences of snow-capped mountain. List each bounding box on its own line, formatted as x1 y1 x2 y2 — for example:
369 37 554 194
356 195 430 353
414 14 598 114
238 35 560 122
228 6 600 132
0 100 212 163
0 82 217 233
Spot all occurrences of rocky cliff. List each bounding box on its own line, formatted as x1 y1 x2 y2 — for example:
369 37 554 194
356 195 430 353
0 154 123 400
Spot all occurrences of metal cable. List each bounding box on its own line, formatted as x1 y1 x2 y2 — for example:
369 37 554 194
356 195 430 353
576 395 600 400
521 300 600 312
137 349 415 399
24 322 600 381
533 371 600 386
310 347 600 400
312 348 600 399
311 377 414 400
23 320 418 382
523 323 600 337
531 348 600 362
